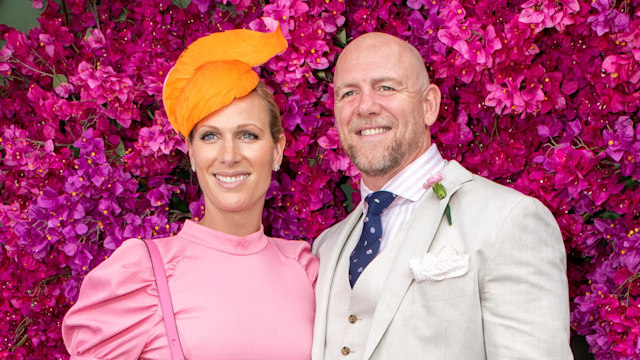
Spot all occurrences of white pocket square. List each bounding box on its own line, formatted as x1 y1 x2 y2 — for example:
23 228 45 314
409 246 469 282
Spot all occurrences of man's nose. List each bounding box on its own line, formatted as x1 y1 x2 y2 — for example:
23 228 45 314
357 90 381 116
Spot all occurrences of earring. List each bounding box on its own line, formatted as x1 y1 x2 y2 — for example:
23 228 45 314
273 164 280 172
191 164 196 172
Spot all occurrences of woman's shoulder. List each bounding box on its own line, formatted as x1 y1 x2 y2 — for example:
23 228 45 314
268 237 311 258
62 238 161 358
62 235 189 359
81 238 154 288
268 237 318 284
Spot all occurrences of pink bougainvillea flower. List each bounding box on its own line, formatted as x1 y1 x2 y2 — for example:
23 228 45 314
485 76 526 115
519 0 580 33
587 0 630 36
2 0 640 357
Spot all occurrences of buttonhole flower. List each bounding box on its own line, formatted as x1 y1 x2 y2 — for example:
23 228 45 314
423 172 452 225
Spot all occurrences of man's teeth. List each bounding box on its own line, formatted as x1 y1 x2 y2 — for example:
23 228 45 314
216 174 249 183
360 128 388 136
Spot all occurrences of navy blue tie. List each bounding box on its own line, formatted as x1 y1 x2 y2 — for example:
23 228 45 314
349 191 397 287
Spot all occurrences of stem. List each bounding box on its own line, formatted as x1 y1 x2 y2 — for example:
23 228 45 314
30 49 56 74
9 57 53 77
22 138 74 148
11 317 32 351
87 0 101 31
61 0 69 29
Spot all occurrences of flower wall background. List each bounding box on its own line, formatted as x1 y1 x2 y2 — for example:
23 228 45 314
0 0 639 358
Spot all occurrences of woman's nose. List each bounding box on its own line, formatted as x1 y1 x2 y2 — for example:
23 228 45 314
219 139 240 165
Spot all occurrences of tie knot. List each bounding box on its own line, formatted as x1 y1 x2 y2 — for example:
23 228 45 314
365 191 396 215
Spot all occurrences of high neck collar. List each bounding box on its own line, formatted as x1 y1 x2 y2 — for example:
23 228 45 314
178 220 268 255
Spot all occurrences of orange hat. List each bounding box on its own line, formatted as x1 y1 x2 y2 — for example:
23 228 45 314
163 25 287 138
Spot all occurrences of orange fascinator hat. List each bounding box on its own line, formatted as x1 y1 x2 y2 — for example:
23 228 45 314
163 24 287 138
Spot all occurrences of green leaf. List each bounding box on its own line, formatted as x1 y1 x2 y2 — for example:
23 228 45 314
216 2 237 16
84 28 93 40
109 117 123 130
308 158 317 168
340 181 355 213
173 165 193 181
622 176 639 190
53 73 67 88
170 193 191 214
316 71 330 82
444 204 452 225
598 211 622 220
117 8 128 22
337 28 347 47
172 0 191 9
70 145 80 158
115 140 125 157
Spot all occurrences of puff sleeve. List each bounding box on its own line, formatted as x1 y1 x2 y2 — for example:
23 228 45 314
62 239 163 360
272 238 319 287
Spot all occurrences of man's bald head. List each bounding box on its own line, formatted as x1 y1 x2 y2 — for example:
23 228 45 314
335 32 430 91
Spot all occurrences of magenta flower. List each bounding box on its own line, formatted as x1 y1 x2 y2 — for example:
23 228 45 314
485 76 526 115
519 0 580 33
587 0 630 36
2 0 640 357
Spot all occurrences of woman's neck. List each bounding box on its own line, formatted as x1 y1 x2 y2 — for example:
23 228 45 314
198 206 263 237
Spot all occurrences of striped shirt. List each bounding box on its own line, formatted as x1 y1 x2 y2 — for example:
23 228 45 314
360 144 446 252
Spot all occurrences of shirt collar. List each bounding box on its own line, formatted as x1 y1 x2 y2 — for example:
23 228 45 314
360 144 446 203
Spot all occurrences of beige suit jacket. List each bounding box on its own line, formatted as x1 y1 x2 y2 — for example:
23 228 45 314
312 161 572 359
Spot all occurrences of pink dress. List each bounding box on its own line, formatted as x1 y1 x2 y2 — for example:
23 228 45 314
62 220 318 359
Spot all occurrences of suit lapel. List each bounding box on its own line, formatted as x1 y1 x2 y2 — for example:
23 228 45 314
312 204 363 359
363 161 474 359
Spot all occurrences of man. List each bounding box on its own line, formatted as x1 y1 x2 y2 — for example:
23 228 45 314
311 32 572 359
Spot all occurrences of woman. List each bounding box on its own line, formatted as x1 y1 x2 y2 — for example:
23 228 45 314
62 25 318 359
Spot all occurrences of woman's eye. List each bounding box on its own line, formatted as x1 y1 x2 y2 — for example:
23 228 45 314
199 131 217 141
240 132 258 140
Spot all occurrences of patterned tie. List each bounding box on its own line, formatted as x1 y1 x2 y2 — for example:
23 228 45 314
349 191 397 287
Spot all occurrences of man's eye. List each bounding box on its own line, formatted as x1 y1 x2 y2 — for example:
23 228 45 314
341 90 354 98
381 85 394 91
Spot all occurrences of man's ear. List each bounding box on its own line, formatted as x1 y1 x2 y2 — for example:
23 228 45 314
423 84 441 127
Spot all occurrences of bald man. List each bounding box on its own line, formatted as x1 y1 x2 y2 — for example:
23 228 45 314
311 33 572 359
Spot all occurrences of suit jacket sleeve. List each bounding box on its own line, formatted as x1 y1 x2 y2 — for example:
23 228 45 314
480 196 571 359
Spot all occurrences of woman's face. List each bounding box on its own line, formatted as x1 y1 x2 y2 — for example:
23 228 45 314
187 92 285 219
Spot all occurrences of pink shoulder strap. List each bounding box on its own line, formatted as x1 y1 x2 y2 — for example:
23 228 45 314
143 239 186 360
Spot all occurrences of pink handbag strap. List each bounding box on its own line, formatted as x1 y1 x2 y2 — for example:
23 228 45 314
143 239 186 360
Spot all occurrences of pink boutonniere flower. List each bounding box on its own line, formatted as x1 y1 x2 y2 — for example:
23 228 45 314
423 172 452 225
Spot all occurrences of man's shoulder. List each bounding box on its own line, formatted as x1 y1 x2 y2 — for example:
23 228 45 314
311 208 360 254
446 161 551 217
446 161 530 201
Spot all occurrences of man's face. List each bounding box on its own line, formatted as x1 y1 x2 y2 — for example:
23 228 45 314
333 36 432 187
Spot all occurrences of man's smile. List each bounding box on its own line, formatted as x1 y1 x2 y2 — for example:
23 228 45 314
359 127 391 136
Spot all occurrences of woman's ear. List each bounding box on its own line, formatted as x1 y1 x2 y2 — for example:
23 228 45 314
185 140 196 172
273 133 286 170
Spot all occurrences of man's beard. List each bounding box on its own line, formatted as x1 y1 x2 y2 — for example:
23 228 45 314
342 127 424 177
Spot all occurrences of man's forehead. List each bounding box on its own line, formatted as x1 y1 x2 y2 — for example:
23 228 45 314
334 75 402 89
334 38 427 88
334 54 413 86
